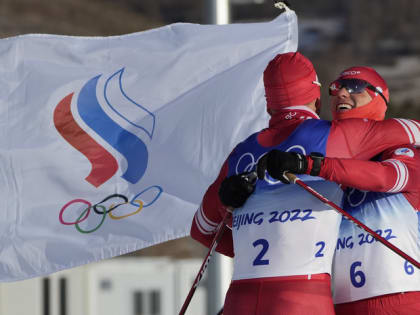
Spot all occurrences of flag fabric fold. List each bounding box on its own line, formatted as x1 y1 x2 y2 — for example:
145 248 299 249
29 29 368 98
0 11 297 281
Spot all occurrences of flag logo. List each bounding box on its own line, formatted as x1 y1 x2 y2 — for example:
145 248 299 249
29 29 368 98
53 68 155 187
394 147 414 158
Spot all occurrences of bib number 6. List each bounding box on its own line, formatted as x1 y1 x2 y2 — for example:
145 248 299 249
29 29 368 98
350 261 366 288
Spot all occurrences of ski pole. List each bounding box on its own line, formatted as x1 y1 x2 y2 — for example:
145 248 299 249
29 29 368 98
286 173 420 270
178 210 232 315
179 172 257 315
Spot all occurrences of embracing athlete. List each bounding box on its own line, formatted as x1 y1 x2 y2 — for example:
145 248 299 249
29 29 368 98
190 52 420 314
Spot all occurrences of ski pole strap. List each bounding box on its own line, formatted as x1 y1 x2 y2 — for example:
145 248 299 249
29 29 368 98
289 174 420 270
285 172 297 183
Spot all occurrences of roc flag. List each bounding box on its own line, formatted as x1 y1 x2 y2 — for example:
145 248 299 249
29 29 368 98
0 10 297 281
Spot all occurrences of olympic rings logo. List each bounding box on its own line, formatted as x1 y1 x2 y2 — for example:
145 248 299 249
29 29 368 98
347 188 368 208
59 185 162 234
235 146 306 184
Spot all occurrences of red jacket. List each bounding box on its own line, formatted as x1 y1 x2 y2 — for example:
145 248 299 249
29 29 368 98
319 145 420 210
190 107 420 257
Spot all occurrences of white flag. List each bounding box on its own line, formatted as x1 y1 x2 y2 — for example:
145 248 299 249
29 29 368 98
0 11 297 281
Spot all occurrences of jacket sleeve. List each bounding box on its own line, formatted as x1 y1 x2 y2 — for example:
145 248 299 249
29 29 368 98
327 118 420 159
319 145 420 198
190 160 234 257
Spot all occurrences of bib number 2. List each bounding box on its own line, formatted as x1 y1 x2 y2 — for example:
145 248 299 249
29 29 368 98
252 239 269 266
252 239 327 266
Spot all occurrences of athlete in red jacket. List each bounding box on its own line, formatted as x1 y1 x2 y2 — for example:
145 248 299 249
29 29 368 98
190 53 420 314
321 68 420 314
260 66 420 314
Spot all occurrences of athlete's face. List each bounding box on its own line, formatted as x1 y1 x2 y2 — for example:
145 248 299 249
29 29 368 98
330 88 372 113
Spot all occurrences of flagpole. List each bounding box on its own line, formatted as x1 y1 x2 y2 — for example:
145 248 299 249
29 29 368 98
203 3 232 313
205 0 230 25
206 252 233 314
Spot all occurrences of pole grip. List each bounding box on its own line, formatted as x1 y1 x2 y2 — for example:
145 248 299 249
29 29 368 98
284 172 297 183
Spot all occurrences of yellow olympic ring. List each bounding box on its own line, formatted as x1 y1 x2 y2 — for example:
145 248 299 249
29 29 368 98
108 200 144 220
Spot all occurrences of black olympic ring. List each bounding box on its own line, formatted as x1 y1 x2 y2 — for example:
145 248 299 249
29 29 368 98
93 194 129 214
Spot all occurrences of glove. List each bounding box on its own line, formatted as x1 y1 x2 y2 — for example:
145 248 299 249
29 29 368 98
257 150 308 184
219 172 256 208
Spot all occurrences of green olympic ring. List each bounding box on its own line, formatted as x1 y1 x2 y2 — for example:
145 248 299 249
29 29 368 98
75 205 107 234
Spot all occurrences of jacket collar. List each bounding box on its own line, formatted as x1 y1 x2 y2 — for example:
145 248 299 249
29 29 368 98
269 106 320 128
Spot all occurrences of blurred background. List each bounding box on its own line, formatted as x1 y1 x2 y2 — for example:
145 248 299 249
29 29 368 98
2 0 420 119
0 1 419 314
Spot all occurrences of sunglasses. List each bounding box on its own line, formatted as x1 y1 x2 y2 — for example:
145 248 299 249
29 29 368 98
329 78 388 106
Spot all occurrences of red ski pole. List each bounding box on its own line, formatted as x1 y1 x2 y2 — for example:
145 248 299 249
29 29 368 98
179 210 232 315
179 172 256 314
286 173 420 270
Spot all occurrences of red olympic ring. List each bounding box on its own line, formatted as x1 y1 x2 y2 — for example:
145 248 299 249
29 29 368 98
59 199 91 225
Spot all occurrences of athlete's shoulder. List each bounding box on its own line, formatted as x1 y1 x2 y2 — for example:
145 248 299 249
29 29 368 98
329 118 371 139
332 117 419 130
302 118 332 127
330 117 411 137
331 117 371 127
332 117 401 125
233 131 260 152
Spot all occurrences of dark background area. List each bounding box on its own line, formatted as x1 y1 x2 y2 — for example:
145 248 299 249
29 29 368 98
2 0 419 257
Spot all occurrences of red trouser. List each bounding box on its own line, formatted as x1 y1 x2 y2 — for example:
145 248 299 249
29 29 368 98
223 273 334 315
335 291 420 315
